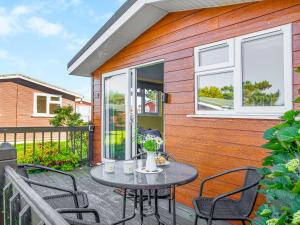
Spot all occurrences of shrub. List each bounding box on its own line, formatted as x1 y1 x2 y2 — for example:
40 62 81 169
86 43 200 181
18 142 80 171
254 110 300 225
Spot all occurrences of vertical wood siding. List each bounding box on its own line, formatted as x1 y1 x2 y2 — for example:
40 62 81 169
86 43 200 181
92 0 300 207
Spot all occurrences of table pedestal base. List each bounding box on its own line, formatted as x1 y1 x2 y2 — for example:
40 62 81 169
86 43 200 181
110 186 177 225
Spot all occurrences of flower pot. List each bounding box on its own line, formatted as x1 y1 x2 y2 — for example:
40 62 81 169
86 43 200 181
145 151 157 172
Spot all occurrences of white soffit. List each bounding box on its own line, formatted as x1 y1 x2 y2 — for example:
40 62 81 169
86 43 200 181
148 0 258 11
68 0 260 77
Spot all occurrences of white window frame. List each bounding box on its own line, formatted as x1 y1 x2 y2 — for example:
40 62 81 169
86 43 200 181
193 24 292 118
195 68 236 115
194 38 234 72
138 88 161 116
33 93 62 117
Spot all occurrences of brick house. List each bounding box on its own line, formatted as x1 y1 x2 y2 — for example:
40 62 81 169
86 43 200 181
0 74 82 127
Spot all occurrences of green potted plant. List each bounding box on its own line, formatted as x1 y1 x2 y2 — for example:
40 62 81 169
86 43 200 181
138 134 163 172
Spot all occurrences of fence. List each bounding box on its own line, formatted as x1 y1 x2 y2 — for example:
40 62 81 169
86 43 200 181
0 125 94 165
0 143 70 225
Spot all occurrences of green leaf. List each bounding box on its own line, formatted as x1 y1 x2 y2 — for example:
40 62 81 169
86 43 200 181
276 127 299 142
281 110 300 121
264 128 278 140
292 178 300 194
295 67 300 73
262 141 282 151
295 96 300 103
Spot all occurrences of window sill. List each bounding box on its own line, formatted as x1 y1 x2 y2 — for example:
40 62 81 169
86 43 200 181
31 114 55 118
186 113 283 120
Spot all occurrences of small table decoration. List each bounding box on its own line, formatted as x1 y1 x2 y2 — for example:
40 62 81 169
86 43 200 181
137 133 163 173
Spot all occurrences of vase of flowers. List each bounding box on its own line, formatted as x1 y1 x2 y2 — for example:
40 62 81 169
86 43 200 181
139 134 163 172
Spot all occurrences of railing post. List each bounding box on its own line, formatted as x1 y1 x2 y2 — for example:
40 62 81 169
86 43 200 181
88 122 94 166
0 143 17 225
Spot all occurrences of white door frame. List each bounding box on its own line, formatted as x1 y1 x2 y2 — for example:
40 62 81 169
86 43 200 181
101 59 164 161
101 68 132 161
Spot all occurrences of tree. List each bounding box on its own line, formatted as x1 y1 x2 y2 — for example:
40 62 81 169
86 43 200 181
198 86 224 99
50 105 84 127
243 80 280 106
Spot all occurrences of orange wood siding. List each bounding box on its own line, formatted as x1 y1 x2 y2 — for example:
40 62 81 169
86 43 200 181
92 0 300 208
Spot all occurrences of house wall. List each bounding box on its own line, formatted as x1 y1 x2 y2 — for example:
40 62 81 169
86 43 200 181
92 0 300 208
0 79 75 127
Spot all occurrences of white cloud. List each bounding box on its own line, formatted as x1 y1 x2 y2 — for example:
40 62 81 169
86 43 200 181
26 16 63 36
12 6 32 16
0 5 33 37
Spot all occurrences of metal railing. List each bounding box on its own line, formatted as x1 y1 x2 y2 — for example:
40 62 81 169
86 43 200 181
0 125 94 165
3 165 70 225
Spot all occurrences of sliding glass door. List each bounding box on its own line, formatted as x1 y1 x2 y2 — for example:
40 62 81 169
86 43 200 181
102 69 135 160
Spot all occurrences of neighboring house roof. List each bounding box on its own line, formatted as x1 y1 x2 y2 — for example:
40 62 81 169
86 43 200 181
68 0 259 77
0 74 82 98
75 99 92 106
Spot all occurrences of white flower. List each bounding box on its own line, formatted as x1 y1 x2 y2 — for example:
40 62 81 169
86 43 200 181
155 137 163 145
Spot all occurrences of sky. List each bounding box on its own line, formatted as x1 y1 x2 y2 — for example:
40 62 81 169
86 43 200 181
0 0 126 101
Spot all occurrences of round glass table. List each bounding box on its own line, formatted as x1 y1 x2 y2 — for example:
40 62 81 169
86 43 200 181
90 161 198 225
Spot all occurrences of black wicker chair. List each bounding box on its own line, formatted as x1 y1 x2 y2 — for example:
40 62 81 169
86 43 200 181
193 167 263 225
18 164 89 209
57 208 101 225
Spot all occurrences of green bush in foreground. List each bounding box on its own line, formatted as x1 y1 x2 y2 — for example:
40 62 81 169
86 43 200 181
254 110 300 225
17 142 80 171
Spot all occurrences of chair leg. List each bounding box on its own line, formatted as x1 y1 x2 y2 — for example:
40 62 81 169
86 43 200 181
134 190 138 209
208 218 213 225
194 216 198 225
148 191 151 206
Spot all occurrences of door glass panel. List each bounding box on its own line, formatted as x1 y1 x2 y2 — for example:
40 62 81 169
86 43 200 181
242 33 284 106
103 73 128 160
199 44 229 67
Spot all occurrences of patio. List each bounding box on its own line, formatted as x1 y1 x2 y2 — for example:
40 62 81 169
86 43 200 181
29 166 229 225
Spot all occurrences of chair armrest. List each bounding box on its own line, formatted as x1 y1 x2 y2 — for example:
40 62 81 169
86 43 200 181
199 167 255 196
209 178 261 219
21 176 80 208
57 208 100 223
18 164 78 191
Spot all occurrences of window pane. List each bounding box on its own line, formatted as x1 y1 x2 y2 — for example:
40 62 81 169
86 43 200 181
144 89 158 113
36 96 47 113
199 44 229 67
242 33 284 106
51 96 60 101
197 71 234 111
49 104 60 114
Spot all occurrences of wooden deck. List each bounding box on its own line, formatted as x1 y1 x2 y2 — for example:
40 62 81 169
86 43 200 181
30 166 229 225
